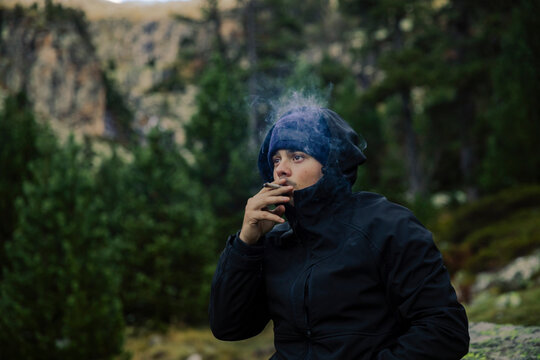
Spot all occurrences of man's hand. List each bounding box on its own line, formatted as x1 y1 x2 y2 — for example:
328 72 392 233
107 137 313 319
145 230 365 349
239 179 292 245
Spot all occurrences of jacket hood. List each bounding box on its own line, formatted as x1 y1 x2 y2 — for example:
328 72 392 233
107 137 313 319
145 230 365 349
258 107 367 187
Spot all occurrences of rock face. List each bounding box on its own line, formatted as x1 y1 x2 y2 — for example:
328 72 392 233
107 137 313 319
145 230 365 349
0 3 243 143
0 9 106 136
89 17 206 142
466 322 540 360
89 14 242 142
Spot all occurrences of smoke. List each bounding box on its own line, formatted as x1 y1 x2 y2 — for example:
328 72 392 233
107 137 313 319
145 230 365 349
267 86 333 125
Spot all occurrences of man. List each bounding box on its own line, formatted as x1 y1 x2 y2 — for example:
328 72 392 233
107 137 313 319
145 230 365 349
209 106 469 359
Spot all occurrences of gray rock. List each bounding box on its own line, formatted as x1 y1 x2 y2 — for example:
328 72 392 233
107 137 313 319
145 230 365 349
185 354 202 360
473 250 540 294
466 322 540 360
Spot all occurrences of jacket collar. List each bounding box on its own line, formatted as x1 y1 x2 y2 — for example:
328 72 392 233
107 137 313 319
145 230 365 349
284 168 351 244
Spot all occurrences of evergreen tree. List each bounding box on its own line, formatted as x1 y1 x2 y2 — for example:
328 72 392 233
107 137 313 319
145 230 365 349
337 0 538 202
0 135 124 359
116 129 214 325
417 0 526 199
0 93 41 279
184 53 257 246
339 0 433 199
331 77 385 194
242 0 327 144
480 0 540 191
93 146 128 261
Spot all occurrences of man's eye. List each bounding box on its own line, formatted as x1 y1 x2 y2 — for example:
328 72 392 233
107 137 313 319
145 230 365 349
293 154 305 161
272 158 281 165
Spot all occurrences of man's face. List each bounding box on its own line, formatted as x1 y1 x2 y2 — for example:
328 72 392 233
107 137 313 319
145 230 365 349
271 149 323 191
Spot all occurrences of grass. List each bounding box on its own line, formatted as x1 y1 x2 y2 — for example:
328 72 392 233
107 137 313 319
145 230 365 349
122 323 274 360
465 286 540 326
122 319 540 360
434 186 540 275
464 322 540 360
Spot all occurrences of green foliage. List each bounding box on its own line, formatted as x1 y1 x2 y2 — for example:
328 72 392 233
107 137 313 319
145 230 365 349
43 0 93 48
316 54 351 87
0 93 41 277
185 54 256 243
331 77 388 194
337 0 437 197
435 185 540 274
103 73 135 145
104 129 214 326
0 93 215 335
0 136 124 359
285 61 323 91
255 0 306 77
336 0 540 200
147 65 186 93
460 209 538 273
480 0 540 192
466 287 540 326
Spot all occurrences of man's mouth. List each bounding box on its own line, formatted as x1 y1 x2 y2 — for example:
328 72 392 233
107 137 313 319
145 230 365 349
280 178 296 188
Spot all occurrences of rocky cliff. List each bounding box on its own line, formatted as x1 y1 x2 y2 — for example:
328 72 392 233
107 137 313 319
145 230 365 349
0 5 106 136
0 1 241 143
90 16 201 143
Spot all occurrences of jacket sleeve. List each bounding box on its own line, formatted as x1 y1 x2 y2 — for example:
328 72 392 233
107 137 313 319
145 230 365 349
209 233 270 341
377 215 470 360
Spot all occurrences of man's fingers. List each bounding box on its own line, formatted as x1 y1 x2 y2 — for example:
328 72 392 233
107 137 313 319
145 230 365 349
267 196 290 205
270 205 286 217
248 195 290 210
254 210 285 224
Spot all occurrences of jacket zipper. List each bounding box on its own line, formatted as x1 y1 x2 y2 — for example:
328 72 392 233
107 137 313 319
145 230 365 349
304 268 312 359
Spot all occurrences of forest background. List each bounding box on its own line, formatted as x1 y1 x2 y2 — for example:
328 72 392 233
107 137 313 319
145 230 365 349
0 0 539 359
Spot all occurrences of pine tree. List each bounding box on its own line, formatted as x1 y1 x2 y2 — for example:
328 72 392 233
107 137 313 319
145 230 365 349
480 0 540 191
0 93 41 279
184 53 257 245
0 135 124 359
338 0 434 199
116 129 214 325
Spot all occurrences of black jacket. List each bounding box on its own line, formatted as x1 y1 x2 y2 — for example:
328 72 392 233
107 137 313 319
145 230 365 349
209 109 469 359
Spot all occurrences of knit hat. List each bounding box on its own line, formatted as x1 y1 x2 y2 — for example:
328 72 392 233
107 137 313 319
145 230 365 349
267 107 331 168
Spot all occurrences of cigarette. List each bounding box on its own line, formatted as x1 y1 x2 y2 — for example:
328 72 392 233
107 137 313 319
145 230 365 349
263 183 282 189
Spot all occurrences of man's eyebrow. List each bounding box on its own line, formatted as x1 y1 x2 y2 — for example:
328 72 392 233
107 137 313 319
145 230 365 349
272 150 307 157
287 150 308 155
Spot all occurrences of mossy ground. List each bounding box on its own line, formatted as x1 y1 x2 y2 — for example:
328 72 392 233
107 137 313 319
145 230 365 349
464 322 540 360
465 286 540 326
433 186 540 275
121 323 274 360
121 322 539 360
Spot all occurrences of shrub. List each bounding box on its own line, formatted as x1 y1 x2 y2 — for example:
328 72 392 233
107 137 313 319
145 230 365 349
0 136 124 359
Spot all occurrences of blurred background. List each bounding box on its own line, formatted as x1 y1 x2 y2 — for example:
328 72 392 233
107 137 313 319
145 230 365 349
0 0 539 359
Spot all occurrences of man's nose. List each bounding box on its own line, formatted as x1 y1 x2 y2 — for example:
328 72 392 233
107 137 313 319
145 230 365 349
275 159 291 177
